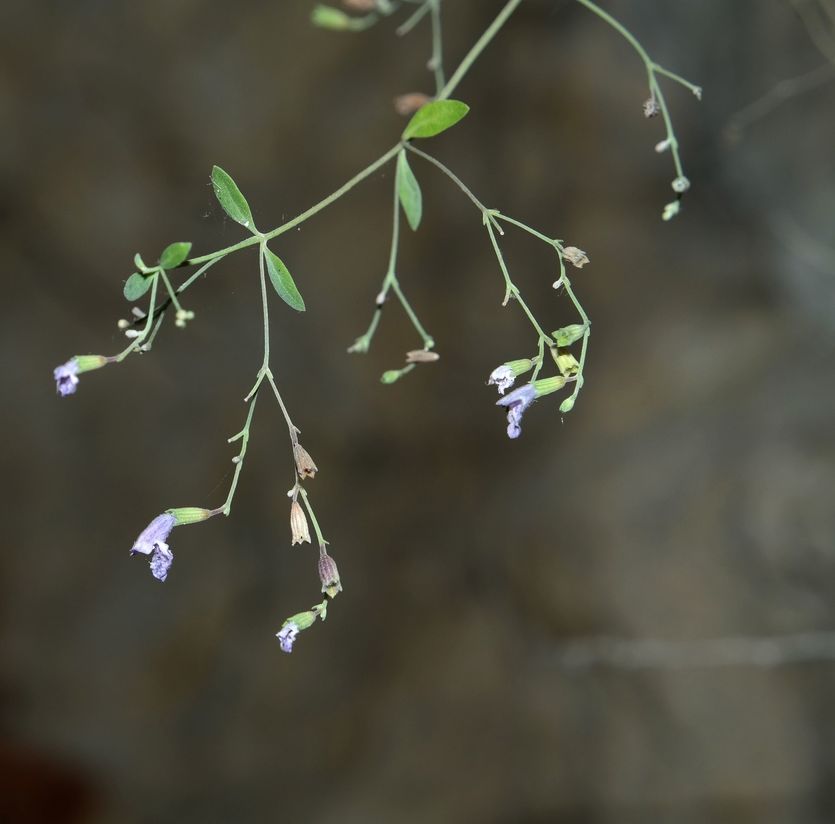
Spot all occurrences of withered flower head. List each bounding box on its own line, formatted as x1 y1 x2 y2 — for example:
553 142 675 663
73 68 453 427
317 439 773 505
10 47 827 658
405 349 440 364
342 0 376 9
293 443 318 480
290 500 312 545
561 246 589 269
643 97 659 118
394 92 432 117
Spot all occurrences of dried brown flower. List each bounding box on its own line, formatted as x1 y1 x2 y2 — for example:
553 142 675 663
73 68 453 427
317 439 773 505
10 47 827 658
293 443 318 480
405 349 440 363
290 500 311 545
561 246 590 269
643 97 659 118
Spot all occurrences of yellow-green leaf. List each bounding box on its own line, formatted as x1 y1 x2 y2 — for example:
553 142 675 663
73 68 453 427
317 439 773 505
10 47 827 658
402 100 470 140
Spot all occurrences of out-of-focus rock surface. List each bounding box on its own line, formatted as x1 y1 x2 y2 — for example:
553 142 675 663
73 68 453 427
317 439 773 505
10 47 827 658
2 1 835 821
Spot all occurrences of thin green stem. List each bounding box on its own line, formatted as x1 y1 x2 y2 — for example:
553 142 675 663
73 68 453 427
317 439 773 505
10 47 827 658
574 0 652 64
428 0 446 96
652 63 702 97
492 212 556 245
391 280 434 348
484 220 553 344
649 76 684 178
406 144 486 212
258 245 270 371
216 392 258 516
574 0 700 198
298 486 328 549
439 0 524 100
157 268 184 314
184 143 403 269
109 273 160 362
265 369 299 445
397 0 430 36
350 167 433 353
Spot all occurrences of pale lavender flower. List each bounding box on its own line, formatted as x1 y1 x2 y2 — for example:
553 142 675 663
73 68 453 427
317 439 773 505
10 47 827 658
496 383 537 439
130 513 177 582
488 364 516 395
276 622 300 653
53 360 80 397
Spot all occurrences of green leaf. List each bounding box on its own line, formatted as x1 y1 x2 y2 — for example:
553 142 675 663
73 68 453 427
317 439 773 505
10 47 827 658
263 247 305 312
134 253 149 272
402 99 470 140
396 150 422 231
211 166 256 232
159 242 192 269
124 272 152 301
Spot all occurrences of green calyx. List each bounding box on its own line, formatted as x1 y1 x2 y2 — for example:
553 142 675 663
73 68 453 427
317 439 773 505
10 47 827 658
73 355 108 374
532 376 567 397
167 507 212 526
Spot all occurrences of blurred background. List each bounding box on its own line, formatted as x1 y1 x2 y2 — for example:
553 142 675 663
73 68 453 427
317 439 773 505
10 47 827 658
3 0 835 821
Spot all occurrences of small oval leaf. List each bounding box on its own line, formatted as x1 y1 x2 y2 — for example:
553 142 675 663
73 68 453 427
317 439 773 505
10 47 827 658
211 166 256 232
263 247 305 312
396 150 422 231
124 272 152 301
159 242 192 269
402 99 470 140
134 253 149 272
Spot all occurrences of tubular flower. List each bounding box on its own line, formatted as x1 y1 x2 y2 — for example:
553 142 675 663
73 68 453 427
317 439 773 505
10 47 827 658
496 383 537 439
130 513 177 582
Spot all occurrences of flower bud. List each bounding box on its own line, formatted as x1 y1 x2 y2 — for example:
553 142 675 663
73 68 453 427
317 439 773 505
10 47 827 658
381 369 401 384
671 176 690 193
290 501 312 545
319 553 343 598
293 443 318 480
561 246 589 269
167 507 212 526
559 396 576 414
551 324 587 347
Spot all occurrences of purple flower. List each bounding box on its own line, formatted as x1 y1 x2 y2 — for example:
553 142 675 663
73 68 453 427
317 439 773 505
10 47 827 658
130 513 177 582
276 622 299 653
53 359 80 397
496 383 536 439
488 365 516 395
